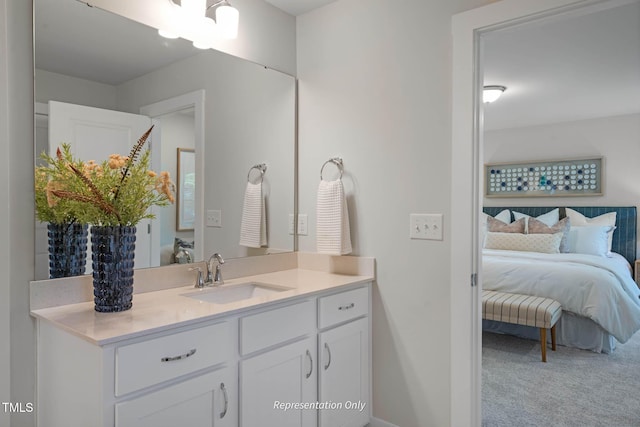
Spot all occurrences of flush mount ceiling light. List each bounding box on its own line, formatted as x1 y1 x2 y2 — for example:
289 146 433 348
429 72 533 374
159 0 240 48
483 85 506 103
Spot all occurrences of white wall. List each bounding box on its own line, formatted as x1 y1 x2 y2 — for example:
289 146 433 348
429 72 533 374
3 0 35 425
116 49 296 259
484 113 640 249
0 1 11 425
35 69 118 110
297 0 490 425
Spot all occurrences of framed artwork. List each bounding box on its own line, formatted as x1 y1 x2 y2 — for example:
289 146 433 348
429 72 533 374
485 157 603 198
176 148 195 231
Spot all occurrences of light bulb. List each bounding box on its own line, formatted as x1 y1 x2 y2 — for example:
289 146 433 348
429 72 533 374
193 17 218 49
483 86 506 103
216 5 239 39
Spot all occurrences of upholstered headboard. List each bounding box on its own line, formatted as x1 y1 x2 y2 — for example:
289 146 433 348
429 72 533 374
483 206 637 265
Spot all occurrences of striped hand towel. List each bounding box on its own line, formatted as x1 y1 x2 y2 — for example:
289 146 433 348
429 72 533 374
316 179 352 255
239 182 267 248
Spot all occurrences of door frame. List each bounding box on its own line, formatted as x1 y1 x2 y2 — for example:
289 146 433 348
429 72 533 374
449 0 621 425
140 90 206 262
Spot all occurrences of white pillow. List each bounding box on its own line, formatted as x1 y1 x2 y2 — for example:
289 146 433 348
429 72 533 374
480 210 511 246
484 231 563 254
513 208 559 228
565 208 616 253
566 225 614 257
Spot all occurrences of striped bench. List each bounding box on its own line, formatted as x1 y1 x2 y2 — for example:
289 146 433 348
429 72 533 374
482 290 562 362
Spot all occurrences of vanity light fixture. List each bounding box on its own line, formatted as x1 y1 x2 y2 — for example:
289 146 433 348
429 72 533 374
158 0 240 48
483 85 506 103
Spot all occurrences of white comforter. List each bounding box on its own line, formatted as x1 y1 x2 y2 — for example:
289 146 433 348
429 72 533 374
482 249 640 343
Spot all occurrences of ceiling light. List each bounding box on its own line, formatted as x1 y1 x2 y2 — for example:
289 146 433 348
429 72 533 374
483 85 506 103
159 0 239 45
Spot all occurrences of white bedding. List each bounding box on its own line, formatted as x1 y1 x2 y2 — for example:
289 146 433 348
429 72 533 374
482 249 640 343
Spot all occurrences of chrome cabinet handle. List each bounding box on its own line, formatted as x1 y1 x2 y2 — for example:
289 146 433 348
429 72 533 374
161 348 196 362
324 343 332 370
219 382 228 419
338 302 355 311
305 349 313 379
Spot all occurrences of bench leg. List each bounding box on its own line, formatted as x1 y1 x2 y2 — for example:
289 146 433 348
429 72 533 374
551 324 557 352
539 328 547 362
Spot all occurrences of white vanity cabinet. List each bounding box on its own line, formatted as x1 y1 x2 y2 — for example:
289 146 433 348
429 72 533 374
317 287 371 427
35 281 371 427
116 365 236 427
36 320 236 427
239 299 317 427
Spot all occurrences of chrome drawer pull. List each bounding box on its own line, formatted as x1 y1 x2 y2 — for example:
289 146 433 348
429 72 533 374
305 349 313 379
324 343 331 370
219 382 228 419
338 303 355 311
161 348 196 362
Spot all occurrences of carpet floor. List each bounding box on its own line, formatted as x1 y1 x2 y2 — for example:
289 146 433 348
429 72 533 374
482 330 640 427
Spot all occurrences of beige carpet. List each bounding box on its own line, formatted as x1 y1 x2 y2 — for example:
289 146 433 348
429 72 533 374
482 330 640 427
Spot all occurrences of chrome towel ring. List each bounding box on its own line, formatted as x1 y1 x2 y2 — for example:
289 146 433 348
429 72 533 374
247 163 267 184
320 157 343 180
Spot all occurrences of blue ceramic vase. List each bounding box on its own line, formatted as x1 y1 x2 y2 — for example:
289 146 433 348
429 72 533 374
47 222 88 279
91 225 136 312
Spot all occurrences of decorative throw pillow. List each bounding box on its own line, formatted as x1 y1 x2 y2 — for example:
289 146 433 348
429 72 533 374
487 217 525 233
484 231 563 254
565 208 616 254
527 217 571 253
566 225 614 257
481 210 512 248
513 208 559 228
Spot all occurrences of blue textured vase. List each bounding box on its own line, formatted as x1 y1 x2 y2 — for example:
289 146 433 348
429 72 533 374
91 225 136 312
47 222 88 279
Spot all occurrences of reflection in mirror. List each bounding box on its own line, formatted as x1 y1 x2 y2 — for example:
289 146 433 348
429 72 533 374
34 0 296 279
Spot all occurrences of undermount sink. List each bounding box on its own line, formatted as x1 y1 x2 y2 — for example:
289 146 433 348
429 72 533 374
182 282 289 305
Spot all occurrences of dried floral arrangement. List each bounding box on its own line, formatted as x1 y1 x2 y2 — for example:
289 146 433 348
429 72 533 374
35 126 175 227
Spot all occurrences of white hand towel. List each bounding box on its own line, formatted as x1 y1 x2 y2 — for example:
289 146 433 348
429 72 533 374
316 179 352 255
239 182 267 248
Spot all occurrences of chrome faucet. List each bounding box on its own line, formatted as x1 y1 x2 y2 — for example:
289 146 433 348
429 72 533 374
189 266 205 289
206 253 225 286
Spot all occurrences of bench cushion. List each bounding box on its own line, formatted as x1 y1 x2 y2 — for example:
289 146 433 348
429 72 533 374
482 290 561 329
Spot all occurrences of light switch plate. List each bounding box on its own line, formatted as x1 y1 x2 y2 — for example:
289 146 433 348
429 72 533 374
288 214 295 235
297 214 308 235
410 213 443 240
206 209 222 227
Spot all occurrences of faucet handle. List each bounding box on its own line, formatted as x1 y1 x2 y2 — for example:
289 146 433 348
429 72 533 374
189 267 205 288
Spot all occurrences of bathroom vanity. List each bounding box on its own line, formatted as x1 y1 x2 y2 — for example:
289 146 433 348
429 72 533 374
30 254 373 427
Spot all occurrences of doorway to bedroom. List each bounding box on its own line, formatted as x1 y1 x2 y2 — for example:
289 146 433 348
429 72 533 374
478 0 640 425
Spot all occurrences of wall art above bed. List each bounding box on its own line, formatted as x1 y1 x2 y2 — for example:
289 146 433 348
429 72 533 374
485 157 603 198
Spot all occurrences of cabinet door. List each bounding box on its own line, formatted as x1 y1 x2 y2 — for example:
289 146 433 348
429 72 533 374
318 317 370 427
241 337 317 427
116 365 237 427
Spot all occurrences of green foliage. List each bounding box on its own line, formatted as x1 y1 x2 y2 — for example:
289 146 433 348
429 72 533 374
35 127 175 227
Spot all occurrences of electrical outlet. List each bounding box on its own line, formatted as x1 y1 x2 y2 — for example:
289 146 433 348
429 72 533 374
409 213 443 240
297 214 308 235
206 209 222 227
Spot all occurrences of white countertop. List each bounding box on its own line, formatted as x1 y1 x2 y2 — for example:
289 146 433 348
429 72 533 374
31 268 373 346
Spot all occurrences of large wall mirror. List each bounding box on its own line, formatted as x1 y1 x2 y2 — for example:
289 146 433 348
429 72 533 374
34 0 296 280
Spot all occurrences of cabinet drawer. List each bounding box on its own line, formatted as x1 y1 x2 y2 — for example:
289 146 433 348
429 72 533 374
116 321 231 396
318 287 369 329
240 300 315 355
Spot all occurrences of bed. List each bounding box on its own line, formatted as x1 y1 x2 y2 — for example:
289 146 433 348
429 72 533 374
482 206 640 353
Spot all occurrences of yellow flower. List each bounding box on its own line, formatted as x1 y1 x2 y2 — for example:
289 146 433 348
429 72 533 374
147 170 157 178
108 154 128 169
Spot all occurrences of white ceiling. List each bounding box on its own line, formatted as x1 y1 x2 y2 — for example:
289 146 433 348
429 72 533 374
263 0 338 16
483 0 640 131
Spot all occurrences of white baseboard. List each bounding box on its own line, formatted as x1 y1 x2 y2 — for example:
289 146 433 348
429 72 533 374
368 417 399 427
